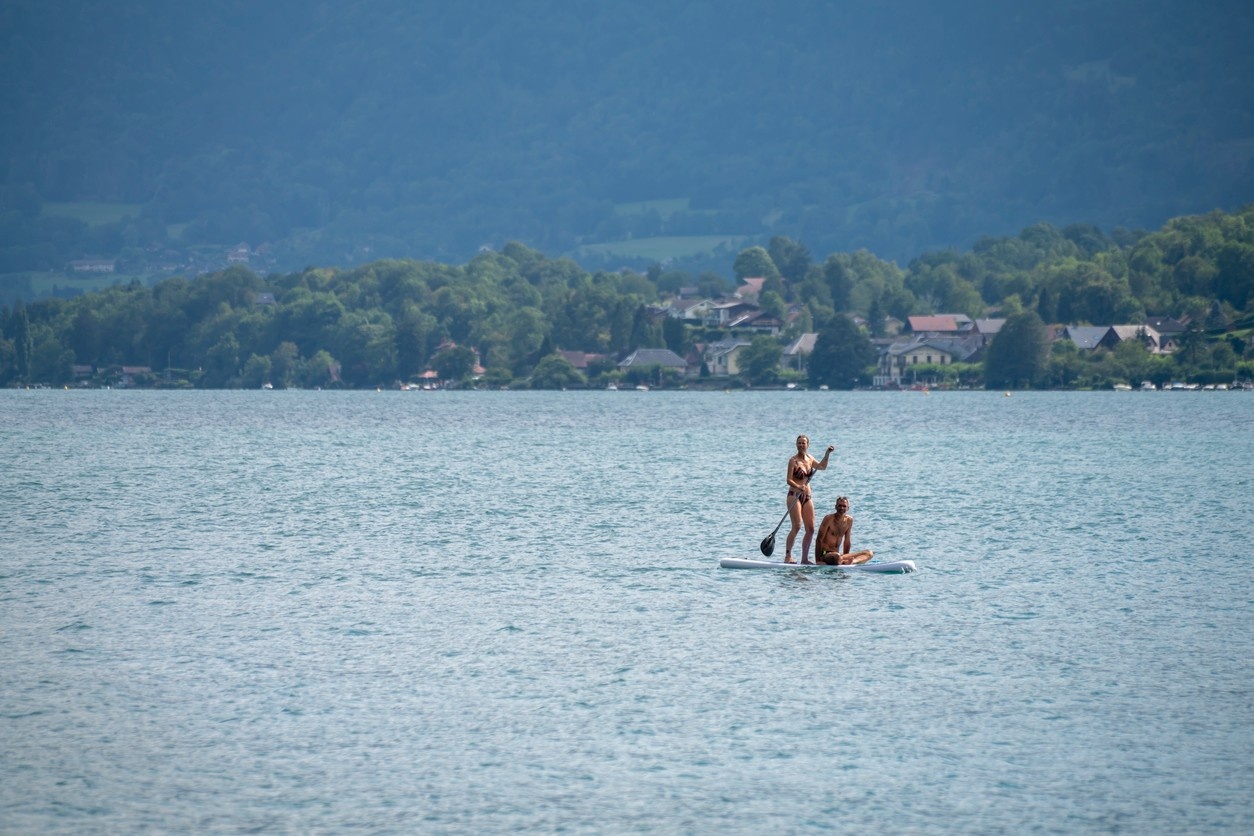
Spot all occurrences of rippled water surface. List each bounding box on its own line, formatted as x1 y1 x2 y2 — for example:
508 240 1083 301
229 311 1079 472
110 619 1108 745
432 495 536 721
2 390 1251 833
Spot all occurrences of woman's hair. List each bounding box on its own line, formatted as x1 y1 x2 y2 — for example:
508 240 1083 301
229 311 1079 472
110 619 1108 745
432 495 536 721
796 434 809 444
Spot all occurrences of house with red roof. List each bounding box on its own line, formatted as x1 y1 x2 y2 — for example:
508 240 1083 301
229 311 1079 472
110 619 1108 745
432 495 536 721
906 314 973 335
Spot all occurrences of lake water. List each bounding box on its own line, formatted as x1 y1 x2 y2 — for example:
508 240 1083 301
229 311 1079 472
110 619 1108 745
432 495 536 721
2 389 1251 834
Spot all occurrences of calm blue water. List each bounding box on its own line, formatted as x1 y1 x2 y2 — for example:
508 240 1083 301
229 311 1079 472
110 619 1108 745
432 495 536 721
2 390 1251 834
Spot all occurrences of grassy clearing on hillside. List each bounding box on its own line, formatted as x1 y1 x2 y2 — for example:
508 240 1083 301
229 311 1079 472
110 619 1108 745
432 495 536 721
17 271 135 296
42 202 142 226
570 235 747 263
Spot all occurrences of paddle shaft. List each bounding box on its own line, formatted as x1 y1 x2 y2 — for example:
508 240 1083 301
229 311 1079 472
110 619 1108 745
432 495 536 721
760 494 801 556
767 500 796 537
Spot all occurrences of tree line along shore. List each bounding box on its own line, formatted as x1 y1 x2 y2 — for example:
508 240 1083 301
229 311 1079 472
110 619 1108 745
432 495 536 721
2 207 1251 391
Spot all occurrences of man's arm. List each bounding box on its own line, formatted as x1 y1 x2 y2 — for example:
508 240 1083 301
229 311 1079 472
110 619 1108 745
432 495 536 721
816 515 835 551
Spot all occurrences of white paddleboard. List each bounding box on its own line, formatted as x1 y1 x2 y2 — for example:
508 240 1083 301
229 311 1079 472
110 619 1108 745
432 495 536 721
720 557 917 574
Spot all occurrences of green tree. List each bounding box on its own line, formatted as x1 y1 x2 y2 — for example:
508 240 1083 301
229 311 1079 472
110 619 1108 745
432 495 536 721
299 350 339 388
1110 338 1151 384
608 298 635 354
768 236 812 286
30 323 73 384
432 344 477 383
480 365 513 388
823 256 853 310
740 335 783 385
335 311 396 385
0 334 16 386
628 304 660 351
1215 242 1254 310
395 306 438 379
759 290 786 322
696 271 730 298
13 306 33 382
504 306 548 368
530 354 586 389
807 314 875 389
270 341 300 388
865 295 886 337
241 354 272 388
985 310 1049 389
662 316 686 354
1174 326 1207 367
202 332 241 387
733 246 780 282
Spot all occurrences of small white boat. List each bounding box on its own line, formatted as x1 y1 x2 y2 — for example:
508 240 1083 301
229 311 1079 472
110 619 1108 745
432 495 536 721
1113 383 1132 391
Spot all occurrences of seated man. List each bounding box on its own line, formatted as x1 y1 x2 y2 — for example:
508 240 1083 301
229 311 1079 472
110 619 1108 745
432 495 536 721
815 496 874 565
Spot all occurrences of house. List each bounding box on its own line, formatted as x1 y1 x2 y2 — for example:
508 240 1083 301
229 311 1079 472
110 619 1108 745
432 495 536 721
1145 316 1188 337
666 297 717 321
557 350 606 370
702 340 752 377
119 366 152 387
618 348 689 376
735 277 766 300
250 292 277 305
707 300 760 327
227 243 251 264
1063 326 1110 350
972 318 1006 346
1101 325 1170 354
781 332 817 372
728 309 783 335
906 314 973 336
874 335 982 387
645 304 671 324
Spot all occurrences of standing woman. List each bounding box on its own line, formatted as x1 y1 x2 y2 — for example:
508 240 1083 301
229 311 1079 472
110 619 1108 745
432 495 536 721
784 435 835 564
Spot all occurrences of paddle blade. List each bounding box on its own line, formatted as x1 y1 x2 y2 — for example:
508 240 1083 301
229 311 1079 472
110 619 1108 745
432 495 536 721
760 534 775 556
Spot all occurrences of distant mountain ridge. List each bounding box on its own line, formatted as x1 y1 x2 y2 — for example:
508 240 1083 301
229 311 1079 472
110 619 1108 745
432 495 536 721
1 0 1251 271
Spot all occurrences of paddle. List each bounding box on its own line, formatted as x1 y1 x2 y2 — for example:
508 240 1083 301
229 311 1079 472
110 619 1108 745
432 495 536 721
758 499 796 557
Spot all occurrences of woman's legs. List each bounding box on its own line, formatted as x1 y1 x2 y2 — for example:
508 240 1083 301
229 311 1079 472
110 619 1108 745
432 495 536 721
800 502 816 563
784 496 802 561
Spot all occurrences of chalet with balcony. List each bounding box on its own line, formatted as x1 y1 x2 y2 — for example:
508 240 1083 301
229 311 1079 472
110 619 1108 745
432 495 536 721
874 335 982 387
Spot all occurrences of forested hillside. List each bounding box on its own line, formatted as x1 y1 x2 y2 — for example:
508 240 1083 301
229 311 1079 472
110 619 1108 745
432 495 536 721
2 0 1252 282
3 207 1251 390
